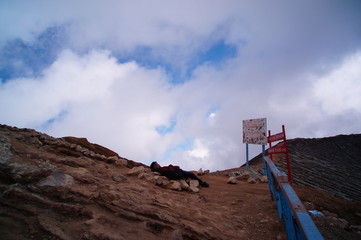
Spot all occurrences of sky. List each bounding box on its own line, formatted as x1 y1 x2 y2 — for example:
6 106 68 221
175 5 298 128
1 0 361 171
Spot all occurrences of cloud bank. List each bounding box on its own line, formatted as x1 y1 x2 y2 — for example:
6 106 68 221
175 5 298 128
1 1 361 171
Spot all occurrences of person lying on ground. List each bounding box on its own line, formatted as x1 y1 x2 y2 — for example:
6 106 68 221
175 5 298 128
150 161 209 187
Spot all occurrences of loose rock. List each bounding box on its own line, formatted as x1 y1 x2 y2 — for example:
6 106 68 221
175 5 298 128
247 177 257 184
227 177 237 184
127 166 145 175
169 181 182 191
189 180 199 188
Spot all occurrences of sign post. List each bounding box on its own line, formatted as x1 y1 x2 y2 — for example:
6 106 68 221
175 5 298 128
242 118 267 171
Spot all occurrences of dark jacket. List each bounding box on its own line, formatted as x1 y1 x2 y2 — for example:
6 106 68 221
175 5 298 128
157 165 182 180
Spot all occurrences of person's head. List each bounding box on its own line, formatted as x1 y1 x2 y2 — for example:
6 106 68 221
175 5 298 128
150 161 160 171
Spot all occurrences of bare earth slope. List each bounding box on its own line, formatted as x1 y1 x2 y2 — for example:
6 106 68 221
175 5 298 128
1 124 361 239
0 125 285 240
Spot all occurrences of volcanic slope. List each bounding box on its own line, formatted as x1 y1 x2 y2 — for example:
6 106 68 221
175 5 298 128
1 124 361 239
0 124 285 240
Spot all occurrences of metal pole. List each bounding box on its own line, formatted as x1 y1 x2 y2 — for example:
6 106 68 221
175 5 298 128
268 130 273 161
246 143 249 170
283 125 293 185
262 145 266 175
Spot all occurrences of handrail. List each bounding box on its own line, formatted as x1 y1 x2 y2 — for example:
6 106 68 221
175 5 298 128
263 156 324 240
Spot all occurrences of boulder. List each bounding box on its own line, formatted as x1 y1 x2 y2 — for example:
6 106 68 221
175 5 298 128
203 170 210 175
197 168 204 175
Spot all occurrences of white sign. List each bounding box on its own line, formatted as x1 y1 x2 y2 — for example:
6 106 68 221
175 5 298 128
243 118 267 145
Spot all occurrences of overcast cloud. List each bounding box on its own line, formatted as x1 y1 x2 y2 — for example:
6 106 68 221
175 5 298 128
1 0 361 171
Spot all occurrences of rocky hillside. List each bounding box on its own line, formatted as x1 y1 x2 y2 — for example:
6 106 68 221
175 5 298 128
1 124 361 240
0 124 287 240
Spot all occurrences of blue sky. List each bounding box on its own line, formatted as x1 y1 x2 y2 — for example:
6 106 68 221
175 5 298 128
1 1 361 171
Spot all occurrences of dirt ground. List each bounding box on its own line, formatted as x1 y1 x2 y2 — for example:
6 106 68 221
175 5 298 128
185 174 288 240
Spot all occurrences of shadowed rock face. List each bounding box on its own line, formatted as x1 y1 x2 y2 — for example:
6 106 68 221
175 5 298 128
275 134 361 203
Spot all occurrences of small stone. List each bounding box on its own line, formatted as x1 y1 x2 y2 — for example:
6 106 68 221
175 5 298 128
189 187 199 193
336 218 349 229
303 202 315 210
227 177 237 184
260 218 269 223
323 210 338 218
75 145 83 152
350 225 361 231
112 174 129 183
247 177 257 184
127 166 145 175
107 156 118 161
259 176 268 183
236 171 251 180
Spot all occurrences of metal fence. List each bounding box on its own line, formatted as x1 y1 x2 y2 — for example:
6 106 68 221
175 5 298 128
263 156 324 240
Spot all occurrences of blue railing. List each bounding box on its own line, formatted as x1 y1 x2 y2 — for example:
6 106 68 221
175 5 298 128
263 156 324 240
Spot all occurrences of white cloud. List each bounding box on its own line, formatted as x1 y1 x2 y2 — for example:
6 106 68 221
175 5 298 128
1 1 361 172
313 51 361 115
188 138 210 159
